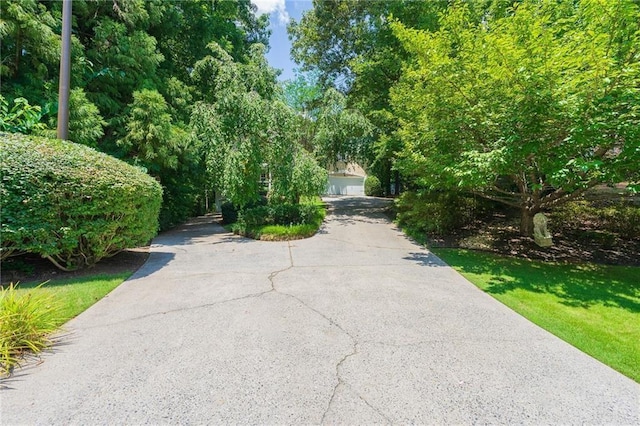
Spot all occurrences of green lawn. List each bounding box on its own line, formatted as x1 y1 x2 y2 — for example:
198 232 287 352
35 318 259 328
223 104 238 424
433 248 640 383
13 273 132 327
2 273 131 373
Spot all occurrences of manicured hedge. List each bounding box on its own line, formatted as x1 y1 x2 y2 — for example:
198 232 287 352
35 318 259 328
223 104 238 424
364 175 383 197
1 133 162 270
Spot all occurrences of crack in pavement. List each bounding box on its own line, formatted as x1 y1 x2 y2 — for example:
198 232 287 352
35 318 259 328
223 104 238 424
269 243 391 425
77 289 274 331
344 381 394 424
81 242 297 331
314 236 418 251
85 240 395 422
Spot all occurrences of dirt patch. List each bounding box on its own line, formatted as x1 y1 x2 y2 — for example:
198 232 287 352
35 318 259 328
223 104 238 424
1 248 150 285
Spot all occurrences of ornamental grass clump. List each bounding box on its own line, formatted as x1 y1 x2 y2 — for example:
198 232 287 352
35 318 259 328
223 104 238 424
0 283 60 376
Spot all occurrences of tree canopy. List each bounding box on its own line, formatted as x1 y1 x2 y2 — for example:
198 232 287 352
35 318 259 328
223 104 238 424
290 0 640 235
1 0 328 229
391 0 640 234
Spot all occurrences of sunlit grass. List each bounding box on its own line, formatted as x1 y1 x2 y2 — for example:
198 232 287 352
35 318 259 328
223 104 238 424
1 273 131 375
11 273 132 326
434 248 640 383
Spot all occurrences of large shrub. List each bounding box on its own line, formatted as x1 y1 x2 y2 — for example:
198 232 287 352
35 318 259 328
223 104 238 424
395 190 481 236
364 175 383 197
1 133 162 270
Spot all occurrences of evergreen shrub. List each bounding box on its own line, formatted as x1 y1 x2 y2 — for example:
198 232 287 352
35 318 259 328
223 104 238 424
364 175 383 197
1 133 162 270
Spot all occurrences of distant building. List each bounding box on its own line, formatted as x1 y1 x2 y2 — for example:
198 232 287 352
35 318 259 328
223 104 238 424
326 161 366 196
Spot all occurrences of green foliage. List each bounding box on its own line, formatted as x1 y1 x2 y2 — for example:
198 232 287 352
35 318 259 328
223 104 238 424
364 175 383 197
190 43 271 208
435 249 640 383
119 89 180 172
1 0 272 230
395 191 480 236
0 283 60 376
238 203 320 228
0 0 60 97
0 96 48 134
289 1 448 192
282 70 323 117
551 201 640 238
191 44 328 210
313 88 373 166
67 88 105 147
0 133 162 270
221 202 240 225
233 198 326 240
391 0 640 235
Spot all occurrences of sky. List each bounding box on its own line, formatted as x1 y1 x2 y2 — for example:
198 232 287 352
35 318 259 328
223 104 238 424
252 0 314 81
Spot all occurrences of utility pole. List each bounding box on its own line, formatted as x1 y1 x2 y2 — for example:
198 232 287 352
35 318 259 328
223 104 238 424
57 0 72 140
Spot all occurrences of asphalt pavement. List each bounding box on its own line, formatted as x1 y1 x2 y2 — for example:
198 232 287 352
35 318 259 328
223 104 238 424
2 196 638 424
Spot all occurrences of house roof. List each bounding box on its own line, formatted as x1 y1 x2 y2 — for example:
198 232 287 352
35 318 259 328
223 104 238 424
327 161 366 177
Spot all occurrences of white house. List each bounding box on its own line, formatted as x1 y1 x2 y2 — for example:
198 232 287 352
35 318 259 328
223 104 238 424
326 161 366 196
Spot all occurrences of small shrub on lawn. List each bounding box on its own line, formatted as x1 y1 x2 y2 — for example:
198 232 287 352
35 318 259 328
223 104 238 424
0 133 163 270
0 283 61 376
364 175 383 197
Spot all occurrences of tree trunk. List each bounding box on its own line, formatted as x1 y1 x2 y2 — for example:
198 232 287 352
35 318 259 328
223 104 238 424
393 170 400 196
519 208 535 237
381 161 391 197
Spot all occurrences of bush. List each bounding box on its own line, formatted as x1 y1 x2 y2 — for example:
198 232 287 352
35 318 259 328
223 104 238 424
364 175 383 197
395 190 479 236
0 283 60 376
234 201 325 239
221 197 268 225
551 200 640 238
220 202 240 225
237 203 319 228
0 133 163 270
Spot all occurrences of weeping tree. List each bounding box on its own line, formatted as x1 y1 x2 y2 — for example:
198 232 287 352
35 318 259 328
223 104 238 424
191 43 327 208
391 0 640 236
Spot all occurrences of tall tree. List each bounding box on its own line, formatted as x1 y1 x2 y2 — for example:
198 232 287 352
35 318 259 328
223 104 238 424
289 0 448 193
391 0 640 235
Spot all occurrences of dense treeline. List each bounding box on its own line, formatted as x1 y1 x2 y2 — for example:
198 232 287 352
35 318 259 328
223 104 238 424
289 0 640 236
2 0 344 236
1 0 274 229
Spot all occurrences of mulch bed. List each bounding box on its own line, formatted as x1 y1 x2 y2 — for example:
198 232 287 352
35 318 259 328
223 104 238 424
427 217 640 267
1 248 150 286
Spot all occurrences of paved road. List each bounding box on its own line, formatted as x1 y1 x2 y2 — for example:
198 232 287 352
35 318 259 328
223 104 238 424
2 196 638 424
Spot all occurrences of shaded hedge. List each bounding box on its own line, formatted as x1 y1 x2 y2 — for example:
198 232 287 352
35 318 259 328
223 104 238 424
237 203 320 228
1 133 162 270
395 190 482 236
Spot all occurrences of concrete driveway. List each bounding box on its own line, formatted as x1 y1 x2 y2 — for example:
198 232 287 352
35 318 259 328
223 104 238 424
2 196 638 424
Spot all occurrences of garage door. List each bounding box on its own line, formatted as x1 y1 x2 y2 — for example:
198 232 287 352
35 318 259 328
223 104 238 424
326 176 365 195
